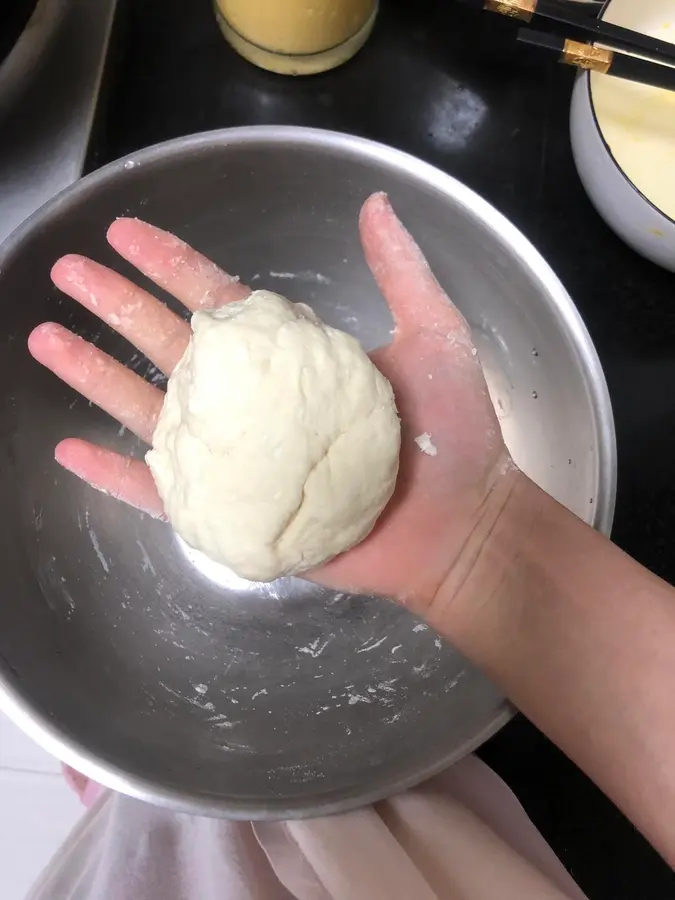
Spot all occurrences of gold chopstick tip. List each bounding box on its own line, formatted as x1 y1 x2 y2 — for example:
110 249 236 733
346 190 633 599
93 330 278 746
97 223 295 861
485 0 537 22
562 39 613 73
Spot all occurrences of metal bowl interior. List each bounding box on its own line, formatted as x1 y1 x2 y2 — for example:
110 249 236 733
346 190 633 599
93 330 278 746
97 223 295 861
0 127 615 818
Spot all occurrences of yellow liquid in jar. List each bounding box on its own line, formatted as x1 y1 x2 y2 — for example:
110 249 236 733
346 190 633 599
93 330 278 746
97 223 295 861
215 0 378 75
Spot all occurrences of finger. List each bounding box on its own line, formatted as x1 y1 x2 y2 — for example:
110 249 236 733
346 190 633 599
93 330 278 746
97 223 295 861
107 218 251 312
359 192 468 339
28 323 163 444
51 255 190 375
55 439 164 518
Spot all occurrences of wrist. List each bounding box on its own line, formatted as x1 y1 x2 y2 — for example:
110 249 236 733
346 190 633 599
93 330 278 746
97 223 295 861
424 466 545 652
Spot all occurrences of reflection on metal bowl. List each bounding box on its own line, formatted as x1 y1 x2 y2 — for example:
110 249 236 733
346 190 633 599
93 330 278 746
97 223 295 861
0 126 615 819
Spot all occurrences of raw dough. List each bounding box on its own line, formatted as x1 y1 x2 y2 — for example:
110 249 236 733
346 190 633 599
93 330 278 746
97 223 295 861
147 290 400 582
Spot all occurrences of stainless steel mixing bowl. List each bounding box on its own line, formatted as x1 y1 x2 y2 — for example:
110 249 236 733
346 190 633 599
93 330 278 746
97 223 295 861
0 126 616 818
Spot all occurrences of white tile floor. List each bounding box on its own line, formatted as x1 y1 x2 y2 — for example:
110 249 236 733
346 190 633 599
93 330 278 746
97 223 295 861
0 712 82 900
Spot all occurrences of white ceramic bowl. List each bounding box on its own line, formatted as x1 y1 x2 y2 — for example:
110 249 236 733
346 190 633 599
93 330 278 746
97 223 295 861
570 0 675 271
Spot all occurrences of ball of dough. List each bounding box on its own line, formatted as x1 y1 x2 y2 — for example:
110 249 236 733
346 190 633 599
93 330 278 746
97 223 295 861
147 290 400 582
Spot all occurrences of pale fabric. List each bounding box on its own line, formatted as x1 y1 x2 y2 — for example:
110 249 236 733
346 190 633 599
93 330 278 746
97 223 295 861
28 756 587 900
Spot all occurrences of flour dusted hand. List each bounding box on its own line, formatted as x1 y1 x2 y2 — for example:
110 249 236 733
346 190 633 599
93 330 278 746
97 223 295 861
146 290 401 581
33 193 505 607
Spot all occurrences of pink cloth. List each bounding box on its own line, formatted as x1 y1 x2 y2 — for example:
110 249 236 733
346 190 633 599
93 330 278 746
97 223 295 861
51 756 587 900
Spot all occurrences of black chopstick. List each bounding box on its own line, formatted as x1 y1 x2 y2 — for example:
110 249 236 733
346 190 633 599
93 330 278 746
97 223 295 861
517 28 675 93
460 0 675 67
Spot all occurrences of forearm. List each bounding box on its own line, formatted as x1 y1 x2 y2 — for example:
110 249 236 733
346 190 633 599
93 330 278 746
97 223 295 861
429 472 675 866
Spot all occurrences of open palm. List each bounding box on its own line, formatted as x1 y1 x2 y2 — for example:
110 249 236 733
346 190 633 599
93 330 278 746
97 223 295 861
28 193 509 611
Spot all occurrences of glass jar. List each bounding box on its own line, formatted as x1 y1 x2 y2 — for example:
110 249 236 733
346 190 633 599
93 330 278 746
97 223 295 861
214 0 379 76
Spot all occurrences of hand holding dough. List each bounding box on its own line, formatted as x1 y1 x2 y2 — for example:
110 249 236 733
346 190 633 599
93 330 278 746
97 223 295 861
33 193 505 608
146 290 401 581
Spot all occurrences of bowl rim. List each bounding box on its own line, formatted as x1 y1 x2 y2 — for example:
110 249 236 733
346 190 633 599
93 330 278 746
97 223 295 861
586 0 675 229
0 124 617 818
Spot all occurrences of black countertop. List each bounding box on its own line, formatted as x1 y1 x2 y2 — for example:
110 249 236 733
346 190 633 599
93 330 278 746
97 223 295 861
90 1 675 896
